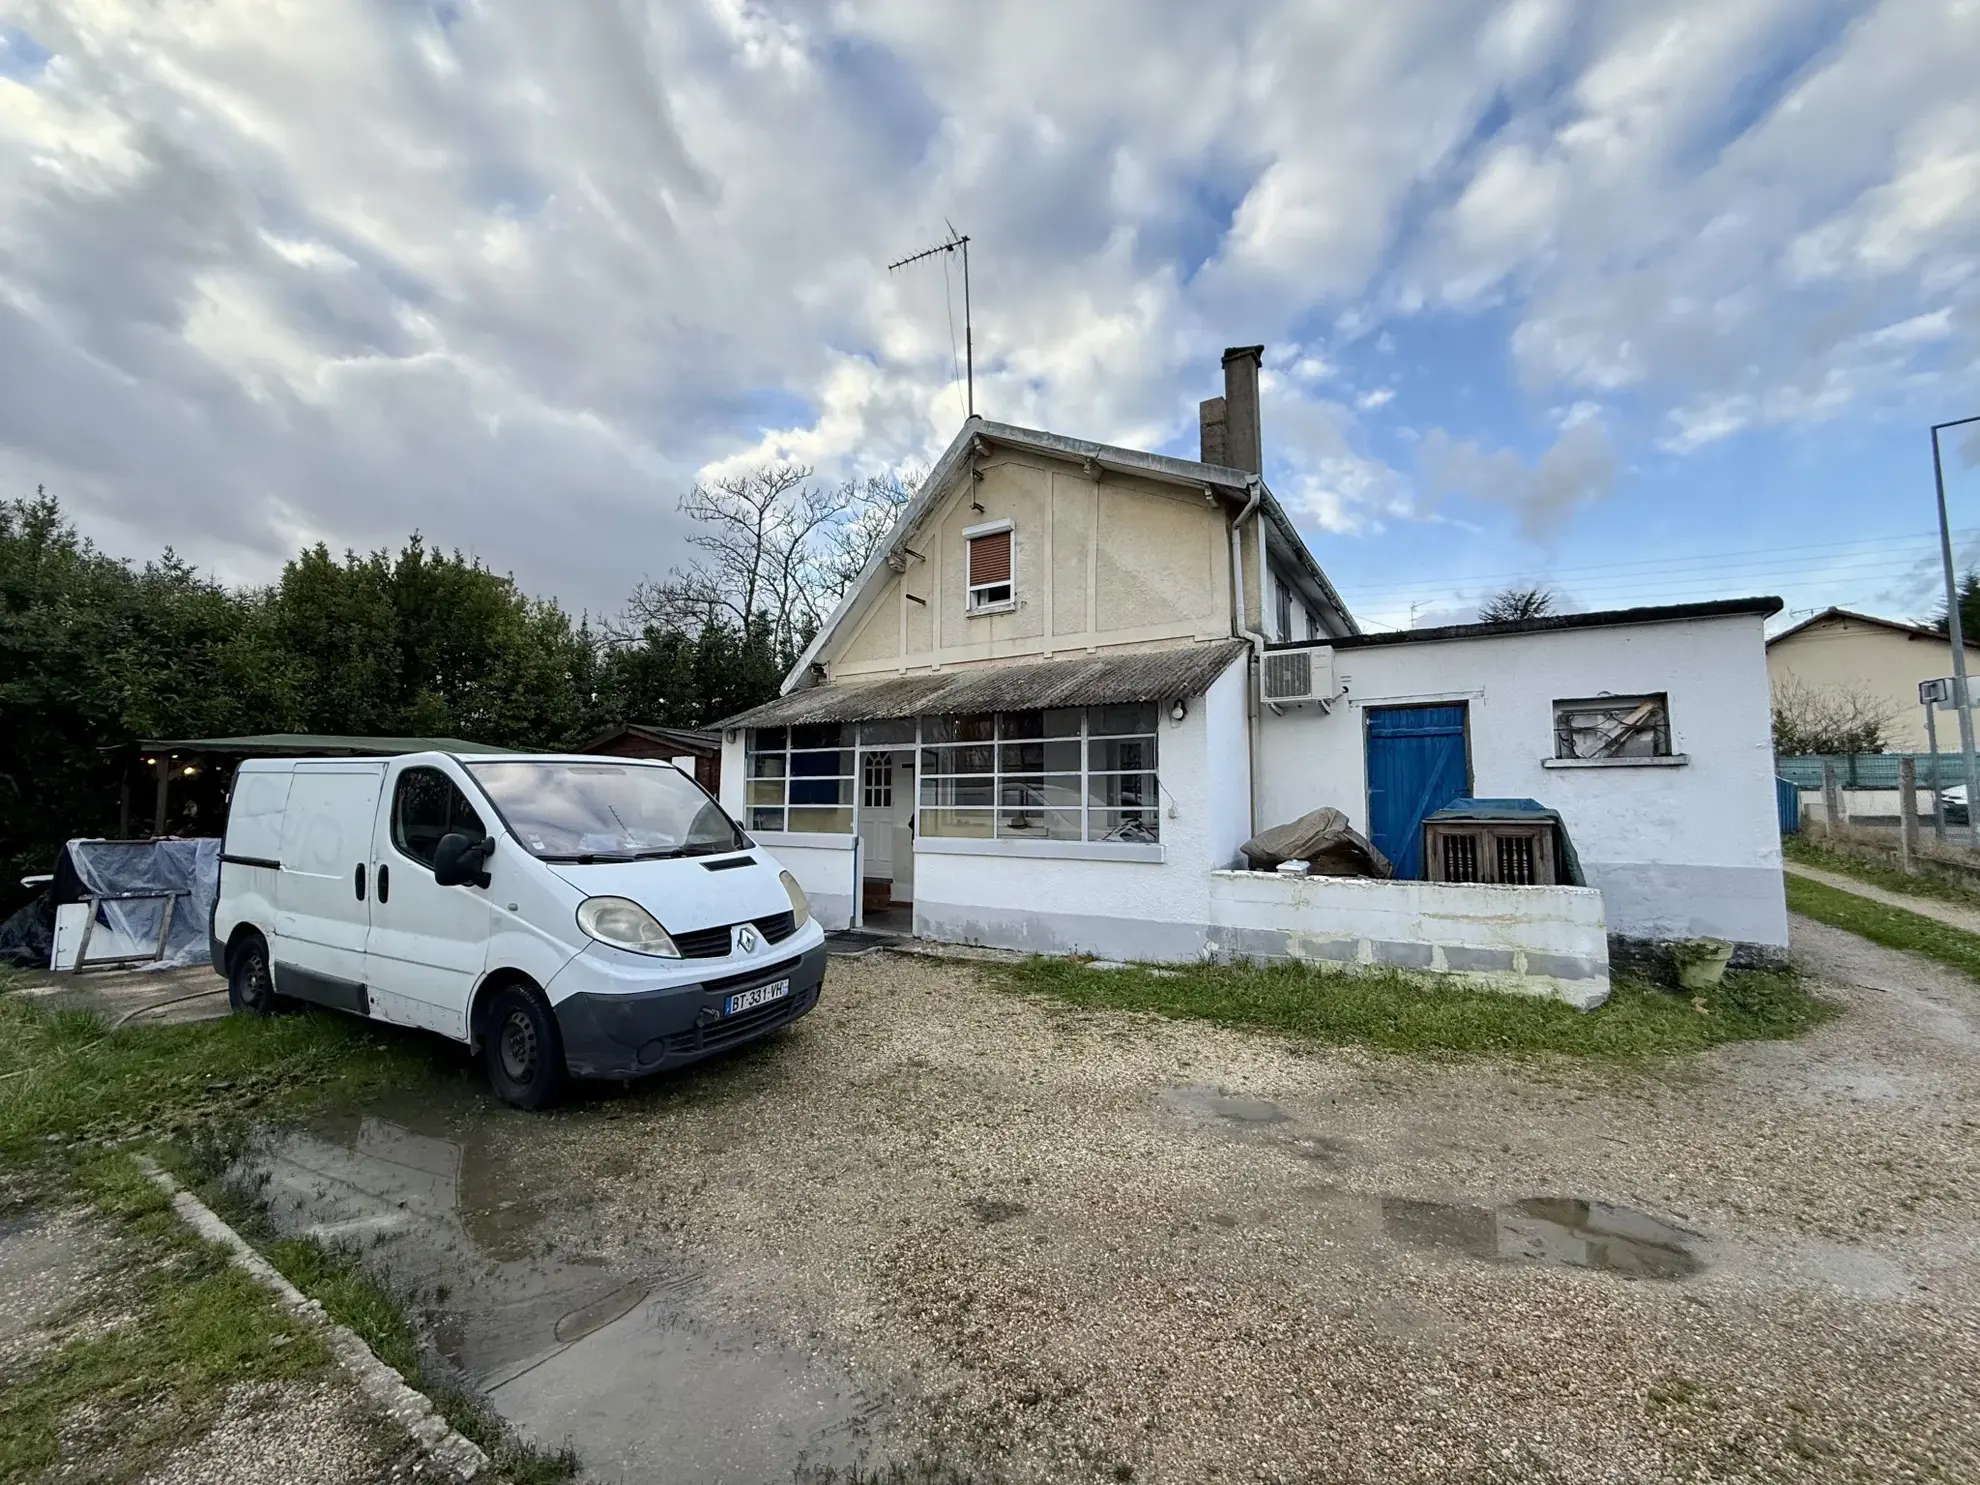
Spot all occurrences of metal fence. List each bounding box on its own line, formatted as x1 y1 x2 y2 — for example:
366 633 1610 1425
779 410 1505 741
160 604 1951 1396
1775 753 1970 789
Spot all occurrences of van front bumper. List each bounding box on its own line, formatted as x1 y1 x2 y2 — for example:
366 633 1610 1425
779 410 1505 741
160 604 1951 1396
550 940 828 1080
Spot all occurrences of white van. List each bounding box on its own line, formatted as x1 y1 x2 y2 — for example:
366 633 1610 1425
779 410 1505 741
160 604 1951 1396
210 752 827 1108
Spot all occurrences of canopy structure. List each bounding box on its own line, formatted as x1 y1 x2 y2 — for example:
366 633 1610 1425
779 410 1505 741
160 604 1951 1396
717 640 1247 731
133 733 515 837
140 733 514 756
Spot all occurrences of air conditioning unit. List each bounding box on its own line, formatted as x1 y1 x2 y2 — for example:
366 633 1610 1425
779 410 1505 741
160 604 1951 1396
1259 645 1337 710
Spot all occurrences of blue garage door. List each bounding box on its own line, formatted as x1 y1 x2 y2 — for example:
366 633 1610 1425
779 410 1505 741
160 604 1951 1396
1366 705 1470 879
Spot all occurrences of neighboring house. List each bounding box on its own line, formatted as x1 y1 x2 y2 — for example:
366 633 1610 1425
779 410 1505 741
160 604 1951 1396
717 347 1788 990
578 722 722 794
1765 607 1977 752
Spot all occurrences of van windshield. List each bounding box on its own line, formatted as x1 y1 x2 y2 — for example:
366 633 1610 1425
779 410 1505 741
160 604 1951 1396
467 761 744 861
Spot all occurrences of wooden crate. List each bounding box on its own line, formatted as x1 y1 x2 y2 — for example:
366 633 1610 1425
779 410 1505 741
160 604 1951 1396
1423 819 1559 885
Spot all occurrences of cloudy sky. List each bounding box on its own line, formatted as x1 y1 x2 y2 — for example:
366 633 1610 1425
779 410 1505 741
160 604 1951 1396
3 0 1978 631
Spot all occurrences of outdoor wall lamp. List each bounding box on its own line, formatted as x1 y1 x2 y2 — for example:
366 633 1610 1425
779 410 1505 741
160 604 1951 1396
1170 699 1188 723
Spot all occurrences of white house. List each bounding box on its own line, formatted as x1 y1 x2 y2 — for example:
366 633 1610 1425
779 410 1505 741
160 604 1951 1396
717 348 1788 1003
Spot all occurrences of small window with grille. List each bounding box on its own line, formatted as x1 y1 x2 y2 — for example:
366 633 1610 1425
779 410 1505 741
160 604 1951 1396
1553 694 1672 760
965 523 1013 612
861 753 892 809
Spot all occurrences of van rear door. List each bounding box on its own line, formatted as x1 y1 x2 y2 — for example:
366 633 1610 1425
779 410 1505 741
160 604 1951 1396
273 763 385 1012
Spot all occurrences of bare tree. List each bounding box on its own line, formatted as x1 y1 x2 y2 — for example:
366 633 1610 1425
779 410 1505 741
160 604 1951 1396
1770 674 1900 756
1478 584 1559 623
621 465 921 655
813 469 919 607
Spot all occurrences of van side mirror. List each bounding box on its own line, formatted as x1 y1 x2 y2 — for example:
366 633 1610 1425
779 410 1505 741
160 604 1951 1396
433 833 493 888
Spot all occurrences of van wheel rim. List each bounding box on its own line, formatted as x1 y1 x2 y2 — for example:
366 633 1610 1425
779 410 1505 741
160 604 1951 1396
242 950 271 1005
499 1010 537 1082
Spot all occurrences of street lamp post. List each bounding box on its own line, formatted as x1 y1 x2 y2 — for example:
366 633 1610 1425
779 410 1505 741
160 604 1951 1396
1932 414 1980 849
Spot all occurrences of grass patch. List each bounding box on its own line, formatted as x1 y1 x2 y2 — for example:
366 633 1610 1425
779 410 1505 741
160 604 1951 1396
0 1153 331 1483
0 977 571 1482
0 982 465 1164
995 958 1833 1061
1784 834 1980 912
1786 872 1980 982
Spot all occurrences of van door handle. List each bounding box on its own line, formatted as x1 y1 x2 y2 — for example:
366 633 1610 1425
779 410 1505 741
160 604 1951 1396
355 863 366 901
377 864 390 904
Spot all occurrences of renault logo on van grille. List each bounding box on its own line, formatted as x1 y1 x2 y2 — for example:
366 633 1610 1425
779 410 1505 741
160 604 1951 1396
735 923 760 954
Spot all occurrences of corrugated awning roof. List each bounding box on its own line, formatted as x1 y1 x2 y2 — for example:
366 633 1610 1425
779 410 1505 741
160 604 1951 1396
139 733 518 755
717 640 1247 729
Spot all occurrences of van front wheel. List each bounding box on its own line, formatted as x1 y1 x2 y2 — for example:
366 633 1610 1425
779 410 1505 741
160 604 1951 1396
484 983 566 1111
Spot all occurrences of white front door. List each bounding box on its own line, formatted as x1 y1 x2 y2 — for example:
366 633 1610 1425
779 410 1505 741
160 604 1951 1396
366 761 492 1041
859 751 895 897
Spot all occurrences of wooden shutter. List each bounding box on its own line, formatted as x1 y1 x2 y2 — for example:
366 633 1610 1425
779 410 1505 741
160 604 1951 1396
968 529 1011 586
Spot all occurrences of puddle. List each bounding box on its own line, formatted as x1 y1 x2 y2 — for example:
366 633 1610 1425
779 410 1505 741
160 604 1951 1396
1158 1085 1293 1123
237 1094 884 1481
1156 1085 1697 1280
1384 1196 1702 1279
967 1197 1028 1225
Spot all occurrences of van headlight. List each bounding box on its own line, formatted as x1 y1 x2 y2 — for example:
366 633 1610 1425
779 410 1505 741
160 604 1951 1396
779 870 811 929
576 896 681 958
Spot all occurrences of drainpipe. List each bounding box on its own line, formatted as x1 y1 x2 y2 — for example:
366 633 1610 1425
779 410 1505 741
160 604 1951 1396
1228 479 1268 844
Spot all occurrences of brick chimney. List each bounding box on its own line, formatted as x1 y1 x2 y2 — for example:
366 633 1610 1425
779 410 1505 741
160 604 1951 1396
1198 395 1228 467
1220 345 1264 475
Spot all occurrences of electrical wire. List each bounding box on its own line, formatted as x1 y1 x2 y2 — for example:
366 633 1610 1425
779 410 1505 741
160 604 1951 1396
1335 528 1976 604
1349 558 1954 605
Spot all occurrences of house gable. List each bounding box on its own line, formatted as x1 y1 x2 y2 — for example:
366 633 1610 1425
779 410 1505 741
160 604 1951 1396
1765 607 1976 752
822 439 1238 682
804 417 1354 690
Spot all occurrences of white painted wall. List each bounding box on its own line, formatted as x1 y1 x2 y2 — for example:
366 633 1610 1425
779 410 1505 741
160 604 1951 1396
749 833 856 931
719 731 746 818
1207 871 1610 1007
913 655 1248 959
1255 613 1787 948
1202 656 1255 873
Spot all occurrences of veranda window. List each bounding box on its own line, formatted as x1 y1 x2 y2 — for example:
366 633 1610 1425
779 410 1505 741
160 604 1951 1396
920 705 1159 843
744 706 1161 843
744 723 853 833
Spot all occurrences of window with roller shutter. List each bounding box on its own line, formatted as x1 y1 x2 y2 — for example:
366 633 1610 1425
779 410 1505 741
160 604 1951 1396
965 524 1013 612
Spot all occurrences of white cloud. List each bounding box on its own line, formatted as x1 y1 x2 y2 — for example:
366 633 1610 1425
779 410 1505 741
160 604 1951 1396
0 0 1973 613
1421 416 1617 537
1260 381 1414 536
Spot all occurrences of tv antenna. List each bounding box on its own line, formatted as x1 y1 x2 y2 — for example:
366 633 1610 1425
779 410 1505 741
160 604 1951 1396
889 222 973 417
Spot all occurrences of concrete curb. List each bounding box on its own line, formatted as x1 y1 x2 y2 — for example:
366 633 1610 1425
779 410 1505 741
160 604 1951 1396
134 1157 489 1481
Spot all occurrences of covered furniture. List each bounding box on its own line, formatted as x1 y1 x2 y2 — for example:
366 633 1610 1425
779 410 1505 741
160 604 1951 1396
1421 799 1584 886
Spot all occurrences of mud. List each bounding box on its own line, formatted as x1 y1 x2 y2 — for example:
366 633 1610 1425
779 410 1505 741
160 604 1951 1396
236 1091 887 1483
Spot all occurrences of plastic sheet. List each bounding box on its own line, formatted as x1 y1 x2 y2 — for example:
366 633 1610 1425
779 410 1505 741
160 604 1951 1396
51 838 222 969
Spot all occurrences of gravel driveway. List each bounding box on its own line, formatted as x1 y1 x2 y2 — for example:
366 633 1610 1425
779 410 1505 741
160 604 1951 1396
259 925 1980 1483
